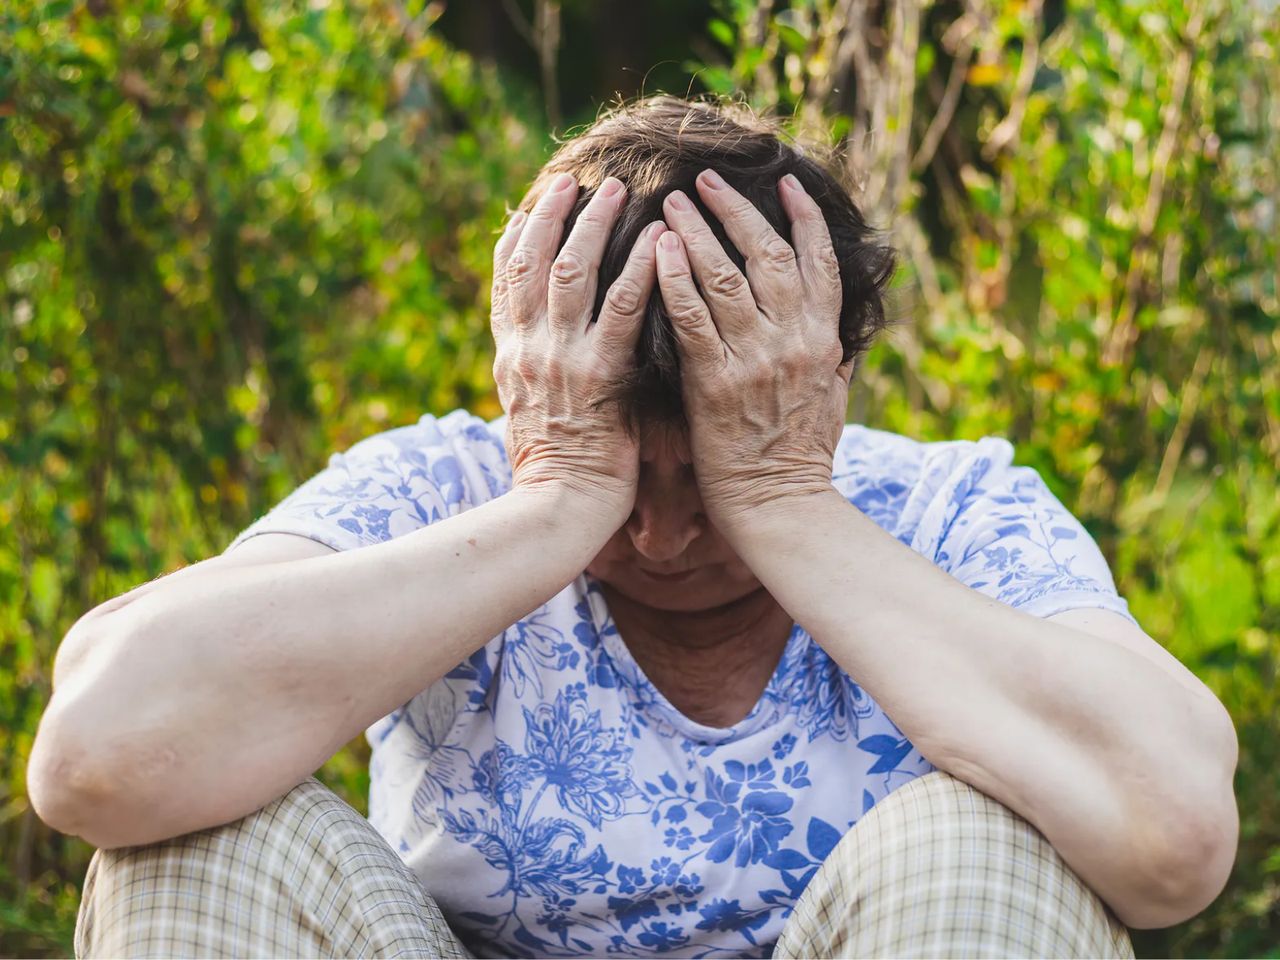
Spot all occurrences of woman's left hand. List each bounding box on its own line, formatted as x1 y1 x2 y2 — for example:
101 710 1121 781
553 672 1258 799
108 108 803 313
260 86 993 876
655 169 852 532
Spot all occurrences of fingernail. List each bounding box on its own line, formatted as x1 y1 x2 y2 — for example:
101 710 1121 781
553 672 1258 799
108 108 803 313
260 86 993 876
699 168 726 190
666 190 693 212
599 177 624 198
644 221 666 240
781 173 803 193
507 211 527 230
659 232 681 252
551 172 576 193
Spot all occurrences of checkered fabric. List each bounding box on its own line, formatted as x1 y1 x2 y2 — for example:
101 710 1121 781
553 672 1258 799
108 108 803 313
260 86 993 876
773 769 1136 959
75 776 473 959
75 770 1134 959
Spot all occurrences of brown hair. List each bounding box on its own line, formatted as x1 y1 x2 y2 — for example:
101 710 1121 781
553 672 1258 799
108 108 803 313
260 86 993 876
516 94 897 431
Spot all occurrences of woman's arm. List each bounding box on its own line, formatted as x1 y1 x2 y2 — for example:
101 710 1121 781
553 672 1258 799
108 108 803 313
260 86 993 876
653 170 1238 929
27 483 616 849
29 169 659 850
725 491 1238 930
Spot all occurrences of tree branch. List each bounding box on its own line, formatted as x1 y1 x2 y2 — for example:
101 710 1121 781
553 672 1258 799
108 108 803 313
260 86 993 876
1101 4 1206 367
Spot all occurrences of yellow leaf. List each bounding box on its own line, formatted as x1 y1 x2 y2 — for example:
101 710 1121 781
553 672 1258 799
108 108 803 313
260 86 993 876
967 63 1005 87
78 35 108 61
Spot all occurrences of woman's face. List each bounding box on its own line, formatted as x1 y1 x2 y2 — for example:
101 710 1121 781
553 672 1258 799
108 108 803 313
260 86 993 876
584 422 763 613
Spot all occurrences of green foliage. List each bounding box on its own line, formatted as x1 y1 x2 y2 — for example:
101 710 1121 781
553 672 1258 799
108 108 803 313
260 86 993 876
2 0 1277 956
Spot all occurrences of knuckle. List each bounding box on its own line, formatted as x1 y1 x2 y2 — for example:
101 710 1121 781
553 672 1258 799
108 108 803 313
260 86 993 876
824 338 844 368
492 362 511 389
604 278 646 316
668 297 707 323
778 349 810 376
550 253 589 287
762 238 797 269
576 206 610 230
491 350 514 382
514 352 541 381
495 346 542 383
814 244 842 279
705 267 747 299
578 354 613 386
529 200 562 223
741 357 775 389
505 250 538 285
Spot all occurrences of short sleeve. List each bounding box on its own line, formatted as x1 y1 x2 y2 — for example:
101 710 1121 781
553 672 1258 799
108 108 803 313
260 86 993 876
227 408 511 554
225 409 513 778
933 438 1139 624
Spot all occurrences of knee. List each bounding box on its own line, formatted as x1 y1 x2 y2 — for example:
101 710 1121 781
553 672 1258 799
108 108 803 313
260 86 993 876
867 769 1044 863
85 776 363 889
853 771 1109 905
75 777 380 958
778 771 1134 959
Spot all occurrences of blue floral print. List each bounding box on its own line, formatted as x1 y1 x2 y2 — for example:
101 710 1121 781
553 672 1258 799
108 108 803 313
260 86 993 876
233 409 1139 957
522 686 641 828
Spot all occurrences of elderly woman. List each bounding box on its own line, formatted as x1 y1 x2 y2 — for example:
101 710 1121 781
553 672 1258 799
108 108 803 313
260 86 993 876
31 96 1236 959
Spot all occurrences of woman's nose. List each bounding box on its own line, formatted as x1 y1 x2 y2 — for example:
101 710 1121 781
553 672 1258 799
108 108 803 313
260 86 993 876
625 493 704 564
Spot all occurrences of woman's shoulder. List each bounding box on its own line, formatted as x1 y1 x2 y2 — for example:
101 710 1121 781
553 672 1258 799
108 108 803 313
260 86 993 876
333 407 511 497
834 423 1018 541
341 408 507 468
229 407 512 553
836 421 1015 467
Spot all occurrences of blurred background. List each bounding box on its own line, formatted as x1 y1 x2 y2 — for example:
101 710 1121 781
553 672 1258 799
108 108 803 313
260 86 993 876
1 0 1276 955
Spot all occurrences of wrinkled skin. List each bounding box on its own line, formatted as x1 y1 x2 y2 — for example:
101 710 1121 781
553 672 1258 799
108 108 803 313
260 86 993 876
652 169 851 532
490 171 661 530
490 169 849 619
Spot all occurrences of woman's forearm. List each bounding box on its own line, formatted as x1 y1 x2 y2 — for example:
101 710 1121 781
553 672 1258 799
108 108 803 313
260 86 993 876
719 487 1238 928
29 483 613 848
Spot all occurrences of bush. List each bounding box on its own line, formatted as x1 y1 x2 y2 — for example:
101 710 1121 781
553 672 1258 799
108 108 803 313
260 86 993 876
2 0 1275 955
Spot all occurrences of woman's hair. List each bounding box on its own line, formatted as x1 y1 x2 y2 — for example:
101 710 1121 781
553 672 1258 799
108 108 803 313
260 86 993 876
515 94 897 431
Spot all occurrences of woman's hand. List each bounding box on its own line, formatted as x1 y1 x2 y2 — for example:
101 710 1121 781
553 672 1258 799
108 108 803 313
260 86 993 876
654 169 852 531
492 172 666 527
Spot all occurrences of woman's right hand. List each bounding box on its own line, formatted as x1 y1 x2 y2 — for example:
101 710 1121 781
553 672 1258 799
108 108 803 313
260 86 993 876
491 172 665 527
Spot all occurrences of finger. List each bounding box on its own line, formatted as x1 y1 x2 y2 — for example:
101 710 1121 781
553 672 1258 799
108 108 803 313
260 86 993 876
661 189 757 337
694 168 801 321
507 172 580 324
655 231 723 370
777 173 843 315
594 220 664 356
547 176 628 338
490 210 528 340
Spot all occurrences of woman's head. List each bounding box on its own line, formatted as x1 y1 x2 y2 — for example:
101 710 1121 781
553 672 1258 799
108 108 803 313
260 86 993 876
517 95 896 613
516 94 897 431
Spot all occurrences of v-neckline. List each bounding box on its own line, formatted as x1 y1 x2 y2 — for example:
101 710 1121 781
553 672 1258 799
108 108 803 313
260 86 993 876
579 572 809 743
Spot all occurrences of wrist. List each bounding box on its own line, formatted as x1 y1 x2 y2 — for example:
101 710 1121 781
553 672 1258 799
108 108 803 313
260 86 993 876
510 477 631 538
711 481 846 549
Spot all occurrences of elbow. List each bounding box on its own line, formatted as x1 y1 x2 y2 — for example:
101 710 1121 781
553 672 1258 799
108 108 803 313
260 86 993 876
1113 800 1239 929
27 702 125 848
1121 808 1239 926
30 615 128 846
28 697 189 850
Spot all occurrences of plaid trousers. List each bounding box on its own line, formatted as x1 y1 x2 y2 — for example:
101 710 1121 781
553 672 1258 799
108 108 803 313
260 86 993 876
75 770 1135 959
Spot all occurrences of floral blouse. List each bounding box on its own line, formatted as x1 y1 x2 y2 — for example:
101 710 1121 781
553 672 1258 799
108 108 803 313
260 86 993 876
229 408 1139 959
